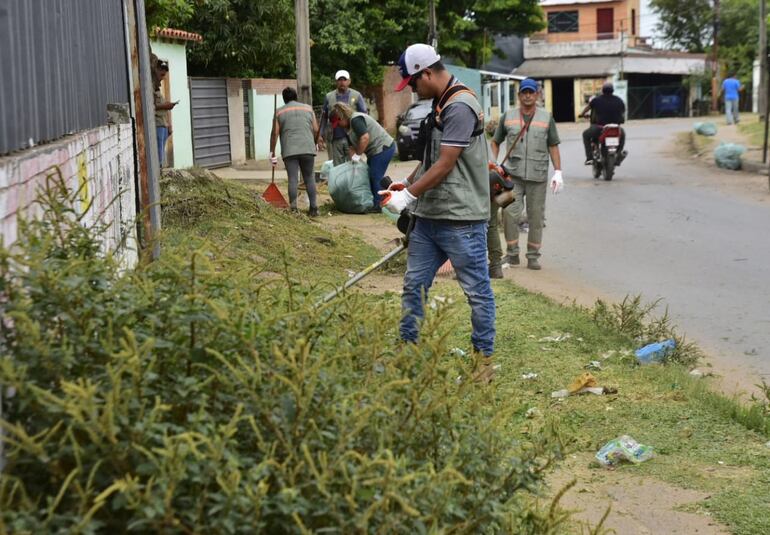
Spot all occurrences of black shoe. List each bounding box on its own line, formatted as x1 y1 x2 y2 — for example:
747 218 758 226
309 207 319 217
489 265 503 279
366 206 382 214
617 150 628 167
527 258 541 271
502 254 519 266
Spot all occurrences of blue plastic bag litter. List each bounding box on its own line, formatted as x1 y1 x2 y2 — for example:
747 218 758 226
693 122 717 136
714 142 746 170
635 339 676 365
328 161 373 214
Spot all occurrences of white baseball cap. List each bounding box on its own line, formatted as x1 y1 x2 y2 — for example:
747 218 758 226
395 44 441 91
335 70 350 80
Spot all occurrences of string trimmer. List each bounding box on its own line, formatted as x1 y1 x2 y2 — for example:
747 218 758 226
318 173 515 305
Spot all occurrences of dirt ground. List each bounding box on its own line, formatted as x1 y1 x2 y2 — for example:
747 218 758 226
548 453 729 534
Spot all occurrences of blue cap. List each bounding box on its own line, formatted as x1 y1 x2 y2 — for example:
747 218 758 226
519 78 538 93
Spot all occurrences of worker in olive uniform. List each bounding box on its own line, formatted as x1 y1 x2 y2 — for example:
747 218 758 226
269 87 320 216
329 102 396 212
381 44 496 384
319 70 367 165
488 78 563 272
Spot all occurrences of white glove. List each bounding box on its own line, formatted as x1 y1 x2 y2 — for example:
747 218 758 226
388 178 410 191
269 152 278 166
378 188 416 214
550 170 564 194
351 153 362 163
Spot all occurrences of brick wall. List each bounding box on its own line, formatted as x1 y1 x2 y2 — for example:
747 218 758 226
0 124 139 267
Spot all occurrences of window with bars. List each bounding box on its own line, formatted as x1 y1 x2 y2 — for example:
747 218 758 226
547 11 579 33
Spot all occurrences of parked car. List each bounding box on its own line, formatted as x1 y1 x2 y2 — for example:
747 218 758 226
395 99 432 161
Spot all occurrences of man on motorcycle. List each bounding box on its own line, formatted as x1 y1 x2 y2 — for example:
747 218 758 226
581 82 627 166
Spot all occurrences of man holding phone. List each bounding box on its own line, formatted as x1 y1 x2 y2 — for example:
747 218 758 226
154 61 179 166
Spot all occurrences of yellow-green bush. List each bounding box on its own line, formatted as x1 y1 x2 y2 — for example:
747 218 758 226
0 176 566 533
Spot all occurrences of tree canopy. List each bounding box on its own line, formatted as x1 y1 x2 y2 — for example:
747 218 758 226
650 0 764 83
146 0 544 102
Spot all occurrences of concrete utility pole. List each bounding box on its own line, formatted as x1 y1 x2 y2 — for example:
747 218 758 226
295 0 312 105
428 0 438 49
757 0 768 118
711 0 721 111
619 19 625 80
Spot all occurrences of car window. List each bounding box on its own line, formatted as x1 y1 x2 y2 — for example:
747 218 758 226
405 101 432 121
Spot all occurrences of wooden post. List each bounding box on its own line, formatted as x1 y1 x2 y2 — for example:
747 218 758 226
295 0 312 105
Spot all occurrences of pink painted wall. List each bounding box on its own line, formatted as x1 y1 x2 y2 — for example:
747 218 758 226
0 124 138 267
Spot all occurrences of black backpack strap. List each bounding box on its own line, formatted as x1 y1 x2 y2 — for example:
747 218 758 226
434 83 484 137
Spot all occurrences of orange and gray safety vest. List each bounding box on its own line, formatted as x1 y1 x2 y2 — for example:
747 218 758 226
501 106 552 182
413 84 490 221
276 100 316 158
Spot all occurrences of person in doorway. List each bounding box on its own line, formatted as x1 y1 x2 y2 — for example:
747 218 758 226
319 70 367 165
581 82 626 165
721 72 743 125
488 77 563 272
329 102 395 213
269 87 320 217
154 62 178 167
382 43 496 383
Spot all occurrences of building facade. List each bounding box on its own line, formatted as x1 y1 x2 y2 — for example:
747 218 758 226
515 0 706 122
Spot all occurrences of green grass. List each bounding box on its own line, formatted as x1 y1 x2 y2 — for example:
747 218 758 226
431 281 770 535
738 116 767 148
162 169 770 534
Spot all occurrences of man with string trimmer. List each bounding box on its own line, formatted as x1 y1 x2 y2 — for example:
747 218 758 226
379 43 498 384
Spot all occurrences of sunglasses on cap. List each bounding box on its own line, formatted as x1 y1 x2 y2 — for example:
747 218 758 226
336 77 348 81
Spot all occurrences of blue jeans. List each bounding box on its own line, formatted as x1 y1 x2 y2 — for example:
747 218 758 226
400 217 496 356
368 144 396 207
156 126 169 166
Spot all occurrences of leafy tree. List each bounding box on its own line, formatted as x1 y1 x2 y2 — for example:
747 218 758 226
145 0 195 30
649 0 713 52
438 0 546 67
650 0 763 85
160 0 546 102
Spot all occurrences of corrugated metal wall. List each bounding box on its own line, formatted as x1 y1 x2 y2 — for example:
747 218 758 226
190 78 231 169
0 0 130 155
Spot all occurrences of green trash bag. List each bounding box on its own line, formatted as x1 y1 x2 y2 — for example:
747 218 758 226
714 142 745 170
328 161 373 214
693 122 717 136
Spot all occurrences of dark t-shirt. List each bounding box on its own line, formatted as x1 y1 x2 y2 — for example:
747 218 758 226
350 116 368 136
590 94 626 125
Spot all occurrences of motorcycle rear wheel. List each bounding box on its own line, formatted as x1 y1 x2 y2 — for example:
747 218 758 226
603 153 616 181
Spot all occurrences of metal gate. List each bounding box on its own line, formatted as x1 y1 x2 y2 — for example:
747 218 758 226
190 78 231 168
627 85 688 120
242 80 251 159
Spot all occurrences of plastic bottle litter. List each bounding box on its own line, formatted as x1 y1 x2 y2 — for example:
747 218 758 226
634 339 676 365
521 372 539 380
595 435 654 466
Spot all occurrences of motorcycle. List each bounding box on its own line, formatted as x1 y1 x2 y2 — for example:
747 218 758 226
590 123 622 181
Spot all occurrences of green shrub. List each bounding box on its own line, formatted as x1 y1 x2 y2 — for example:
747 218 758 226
591 295 701 367
0 174 567 533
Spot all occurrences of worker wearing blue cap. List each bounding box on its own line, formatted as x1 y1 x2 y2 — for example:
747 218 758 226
488 78 563 273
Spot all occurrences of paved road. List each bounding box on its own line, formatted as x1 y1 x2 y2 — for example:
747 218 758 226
527 117 770 384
